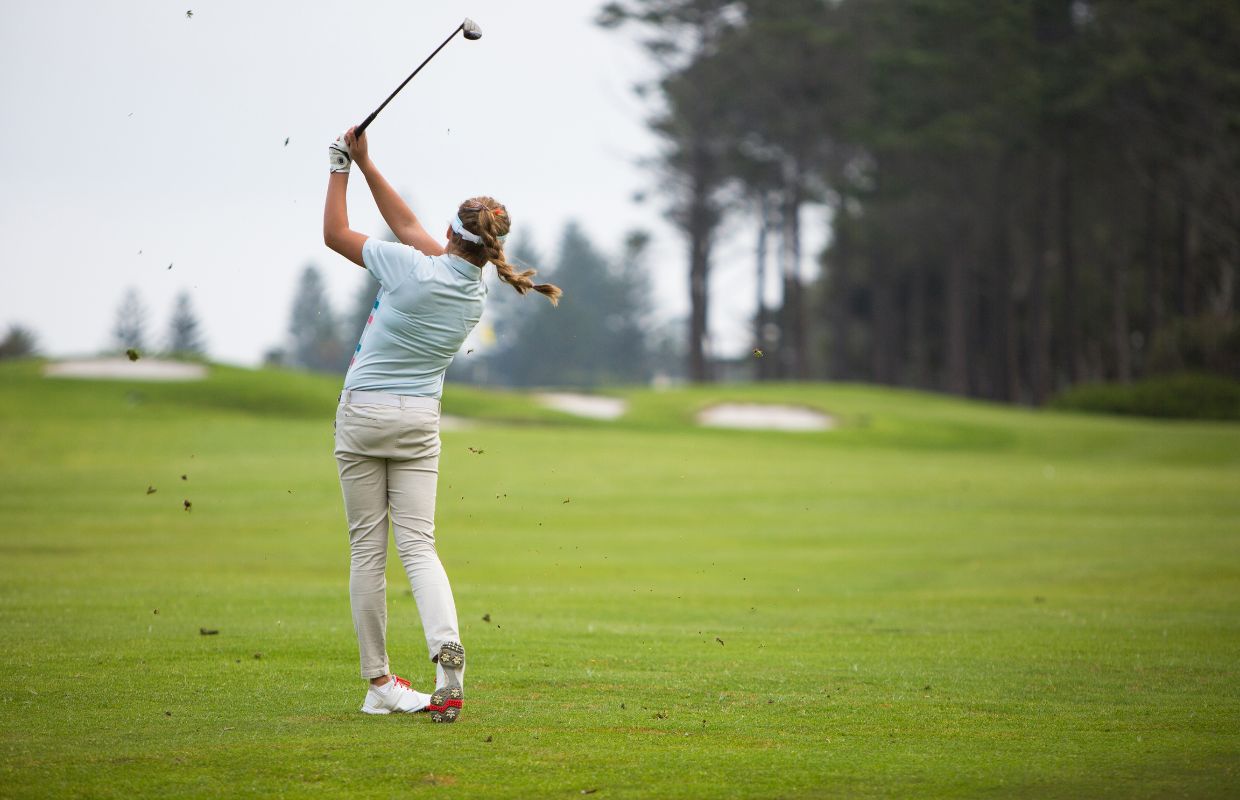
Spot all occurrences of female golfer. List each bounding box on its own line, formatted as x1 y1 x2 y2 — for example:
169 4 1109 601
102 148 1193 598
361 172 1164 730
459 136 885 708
322 127 560 722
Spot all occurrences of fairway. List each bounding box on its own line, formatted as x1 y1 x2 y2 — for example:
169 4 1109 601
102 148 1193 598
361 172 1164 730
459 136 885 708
1 361 1238 798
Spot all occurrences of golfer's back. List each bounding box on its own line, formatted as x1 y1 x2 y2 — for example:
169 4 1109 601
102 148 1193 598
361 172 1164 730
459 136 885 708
343 238 487 399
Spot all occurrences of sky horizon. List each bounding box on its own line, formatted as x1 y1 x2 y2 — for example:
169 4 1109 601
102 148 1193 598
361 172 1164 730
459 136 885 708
0 0 823 368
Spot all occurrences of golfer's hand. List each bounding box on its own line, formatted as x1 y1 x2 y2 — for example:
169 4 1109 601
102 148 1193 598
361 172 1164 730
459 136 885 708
328 134 351 174
345 127 369 166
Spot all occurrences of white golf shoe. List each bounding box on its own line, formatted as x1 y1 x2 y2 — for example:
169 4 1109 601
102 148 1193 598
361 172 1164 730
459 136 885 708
360 675 432 715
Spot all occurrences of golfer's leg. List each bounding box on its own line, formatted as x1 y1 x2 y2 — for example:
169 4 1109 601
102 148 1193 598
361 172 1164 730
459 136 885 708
336 453 391 679
388 453 462 672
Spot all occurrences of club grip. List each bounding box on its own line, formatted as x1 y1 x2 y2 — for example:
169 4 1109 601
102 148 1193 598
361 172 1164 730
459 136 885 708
356 111 378 137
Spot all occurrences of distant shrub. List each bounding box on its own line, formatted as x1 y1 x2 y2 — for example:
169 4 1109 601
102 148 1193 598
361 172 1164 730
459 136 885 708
1051 373 1240 421
0 325 38 360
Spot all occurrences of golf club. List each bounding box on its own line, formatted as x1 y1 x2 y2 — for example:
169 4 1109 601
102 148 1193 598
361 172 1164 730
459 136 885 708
355 17 483 136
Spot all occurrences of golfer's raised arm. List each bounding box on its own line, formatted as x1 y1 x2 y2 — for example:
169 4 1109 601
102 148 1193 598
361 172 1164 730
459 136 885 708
351 131 444 257
323 132 368 267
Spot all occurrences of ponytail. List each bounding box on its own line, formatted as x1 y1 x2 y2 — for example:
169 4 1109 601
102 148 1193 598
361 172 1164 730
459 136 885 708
454 197 562 306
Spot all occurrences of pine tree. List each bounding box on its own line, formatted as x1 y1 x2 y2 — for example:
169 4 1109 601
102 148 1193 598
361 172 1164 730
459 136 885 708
487 223 653 387
343 269 380 349
340 228 396 354
288 265 346 372
112 287 148 353
166 292 206 358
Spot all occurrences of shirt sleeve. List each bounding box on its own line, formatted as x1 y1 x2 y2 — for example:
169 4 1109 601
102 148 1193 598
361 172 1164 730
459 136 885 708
362 239 431 292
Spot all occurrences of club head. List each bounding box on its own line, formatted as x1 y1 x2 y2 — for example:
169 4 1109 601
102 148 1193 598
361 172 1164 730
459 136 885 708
462 18 482 40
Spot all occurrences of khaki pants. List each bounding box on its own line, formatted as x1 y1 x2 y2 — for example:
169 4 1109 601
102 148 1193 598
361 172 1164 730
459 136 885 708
334 392 461 680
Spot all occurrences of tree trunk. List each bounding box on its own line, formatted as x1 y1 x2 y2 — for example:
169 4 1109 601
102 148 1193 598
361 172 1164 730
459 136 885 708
779 162 809 379
1176 188 1196 317
871 242 895 384
1111 253 1132 382
945 244 968 395
754 195 773 380
687 168 712 382
1058 146 1082 384
993 155 1019 401
1142 168 1162 375
1030 151 1052 404
688 229 710 382
828 218 853 381
908 262 929 388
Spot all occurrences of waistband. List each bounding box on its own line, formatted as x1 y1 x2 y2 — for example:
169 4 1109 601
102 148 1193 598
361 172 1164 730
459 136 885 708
339 390 440 411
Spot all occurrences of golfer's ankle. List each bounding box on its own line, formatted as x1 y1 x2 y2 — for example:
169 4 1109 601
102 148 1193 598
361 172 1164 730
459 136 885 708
370 675 391 687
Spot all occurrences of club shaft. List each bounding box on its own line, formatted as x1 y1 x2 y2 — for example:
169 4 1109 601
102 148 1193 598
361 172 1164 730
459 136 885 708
356 23 464 135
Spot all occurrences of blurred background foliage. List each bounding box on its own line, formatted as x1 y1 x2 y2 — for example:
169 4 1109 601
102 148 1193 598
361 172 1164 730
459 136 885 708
597 0 1240 409
23 0 1235 419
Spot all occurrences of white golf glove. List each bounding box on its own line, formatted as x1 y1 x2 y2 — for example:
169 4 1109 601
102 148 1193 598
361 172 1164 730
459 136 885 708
328 135 351 174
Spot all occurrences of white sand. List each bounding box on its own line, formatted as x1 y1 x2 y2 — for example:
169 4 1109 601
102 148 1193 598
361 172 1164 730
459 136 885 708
536 392 628 420
44 358 208 381
439 414 474 431
697 403 834 432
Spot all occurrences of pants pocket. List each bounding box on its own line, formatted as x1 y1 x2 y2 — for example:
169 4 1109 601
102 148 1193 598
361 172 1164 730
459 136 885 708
335 406 390 456
395 409 441 459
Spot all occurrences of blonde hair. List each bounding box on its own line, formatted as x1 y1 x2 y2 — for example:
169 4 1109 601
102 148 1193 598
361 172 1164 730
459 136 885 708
452 197 562 305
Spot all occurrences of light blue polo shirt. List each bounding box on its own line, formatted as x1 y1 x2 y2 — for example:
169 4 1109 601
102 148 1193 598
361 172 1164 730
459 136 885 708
342 238 487 398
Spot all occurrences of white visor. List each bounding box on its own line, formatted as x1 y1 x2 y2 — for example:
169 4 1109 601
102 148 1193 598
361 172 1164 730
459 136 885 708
451 214 507 244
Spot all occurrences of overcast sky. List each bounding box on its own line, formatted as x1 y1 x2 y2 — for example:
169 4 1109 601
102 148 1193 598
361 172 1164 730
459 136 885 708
0 0 822 366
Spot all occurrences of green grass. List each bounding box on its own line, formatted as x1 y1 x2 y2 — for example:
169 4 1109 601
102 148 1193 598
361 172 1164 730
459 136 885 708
1 360 1238 798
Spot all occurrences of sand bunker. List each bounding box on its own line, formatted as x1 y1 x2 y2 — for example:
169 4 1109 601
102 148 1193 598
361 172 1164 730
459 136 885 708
439 415 474 431
536 392 628 420
44 358 208 382
697 403 834 432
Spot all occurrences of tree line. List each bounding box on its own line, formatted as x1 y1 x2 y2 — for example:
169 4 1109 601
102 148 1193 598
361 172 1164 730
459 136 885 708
110 288 205 359
600 0 1240 402
278 223 668 387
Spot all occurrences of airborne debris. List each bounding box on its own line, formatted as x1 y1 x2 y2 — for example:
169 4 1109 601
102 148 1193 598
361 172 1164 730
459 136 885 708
126 348 141 361
482 613 491 623
165 710 172 716
716 637 725 646
752 348 764 358
181 474 187 481
199 627 218 635
153 609 159 615
562 498 571 504
467 447 485 455
185 9 193 18
484 735 493 742
183 499 192 511
466 348 474 354
146 485 157 495
167 263 173 270
284 137 290 147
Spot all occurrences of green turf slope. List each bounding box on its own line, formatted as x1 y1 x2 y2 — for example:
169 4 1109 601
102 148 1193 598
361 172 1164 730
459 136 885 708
0 361 1237 798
